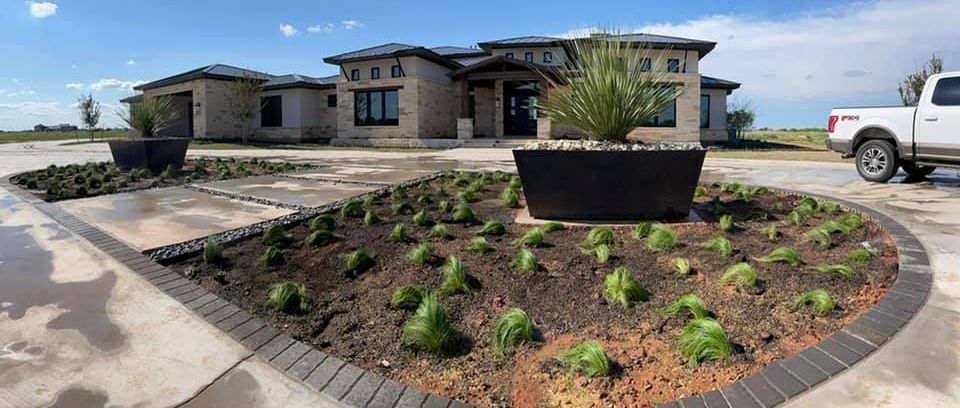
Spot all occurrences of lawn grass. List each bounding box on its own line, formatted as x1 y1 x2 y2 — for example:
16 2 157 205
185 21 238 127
188 141 438 152
707 130 846 163
0 130 126 144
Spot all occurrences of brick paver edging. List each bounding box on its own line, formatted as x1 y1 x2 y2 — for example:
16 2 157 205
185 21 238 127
2 175 931 408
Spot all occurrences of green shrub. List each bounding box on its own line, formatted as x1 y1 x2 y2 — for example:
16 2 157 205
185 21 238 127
541 221 566 233
262 224 292 247
632 222 653 240
647 225 678 252
341 200 365 218
660 294 708 319
413 210 431 226
719 214 739 232
493 308 534 358
402 293 458 354
266 282 310 314
752 247 803 267
672 257 692 276
305 229 338 246
388 223 410 243
694 185 707 197
406 243 433 267
392 202 415 215
452 204 477 224
814 264 855 278
391 285 429 310
513 227 545 247
765 224 781 242
556 341 610 378
808 228 832 249
439 256 470 296
848 248 873 264
794 289 835 316
501 187 521 208
363 210 380 226
514 248 538 275
838 213 864 229
344 249 375 274
260 246 286 266
429 223 451 240
703 236 734 257
508 175 522 190
467 236 489 254
477 220 506 236
417 195 433 205
678 318 733 367
203 238 225 265
363 195 382 208
603 266 648 308
438 200 451 213
456 191 476 204
720 262 757 291
582 227 617 248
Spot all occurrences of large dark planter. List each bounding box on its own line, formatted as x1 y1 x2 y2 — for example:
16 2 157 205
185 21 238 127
513 149 706 220
107 137 190 174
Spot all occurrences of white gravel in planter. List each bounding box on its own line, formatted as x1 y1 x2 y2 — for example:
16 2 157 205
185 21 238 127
517 139 704 151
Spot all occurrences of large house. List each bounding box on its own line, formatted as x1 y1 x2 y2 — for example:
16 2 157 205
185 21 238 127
126 33 739 144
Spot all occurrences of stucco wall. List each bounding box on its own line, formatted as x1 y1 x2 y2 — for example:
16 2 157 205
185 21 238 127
701 88 728 130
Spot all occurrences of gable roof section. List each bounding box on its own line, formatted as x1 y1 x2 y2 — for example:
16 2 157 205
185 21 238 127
447 55 558 80
134 64 273 91
263 74 337 90
323 42 462 69
700 75 740 90
430 46 487 58
476 35 564 51
478 33 716 57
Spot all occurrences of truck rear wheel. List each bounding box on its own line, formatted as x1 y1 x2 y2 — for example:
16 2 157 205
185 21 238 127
902 162 936 178
856 139 898 183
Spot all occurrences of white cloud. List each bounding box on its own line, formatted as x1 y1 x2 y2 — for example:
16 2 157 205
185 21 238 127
126 60 136 65
279 23 297 37
6 93 18 98
307 23 335 34
65 83 83 90
89 78 146 91
28 1 57 18
342 20 362 30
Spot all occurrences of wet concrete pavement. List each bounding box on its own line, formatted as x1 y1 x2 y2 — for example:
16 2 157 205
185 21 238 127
195 176 379 208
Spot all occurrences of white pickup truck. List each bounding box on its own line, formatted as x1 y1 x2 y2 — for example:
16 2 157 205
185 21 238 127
827 72 960 182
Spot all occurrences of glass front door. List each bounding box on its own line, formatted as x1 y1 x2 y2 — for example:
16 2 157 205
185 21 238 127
504 82 540 136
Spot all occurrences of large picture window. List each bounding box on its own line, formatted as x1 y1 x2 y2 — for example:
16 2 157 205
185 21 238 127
641 100 676 127
700 94 711 128
355 89 399 126
260 95 282 127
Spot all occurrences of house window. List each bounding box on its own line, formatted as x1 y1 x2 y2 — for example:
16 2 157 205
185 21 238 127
700 94 711 128
640 58 652 72
543 52 553 63
371 67 380 79
524 52 534 62
261 95 282 127
350 69 360 81
641 100 676 127
932 76 960 106
667 59 680 73
505 52 514 59
327 94 337 108
354 89 399 126
391 65 402 78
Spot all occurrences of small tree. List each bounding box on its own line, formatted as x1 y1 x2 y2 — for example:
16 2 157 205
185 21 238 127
899 54 944 106
726 99 756 139
77 93 101 142
225 73 265 144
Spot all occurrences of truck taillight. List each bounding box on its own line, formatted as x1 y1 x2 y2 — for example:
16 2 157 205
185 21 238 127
828 115 839 133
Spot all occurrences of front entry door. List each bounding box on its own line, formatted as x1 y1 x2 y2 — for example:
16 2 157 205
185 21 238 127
504 82 540 136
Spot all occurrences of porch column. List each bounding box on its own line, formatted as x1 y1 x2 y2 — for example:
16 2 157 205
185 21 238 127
494 79 504 138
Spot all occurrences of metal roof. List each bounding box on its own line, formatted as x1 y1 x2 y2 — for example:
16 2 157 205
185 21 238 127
452 55 496 67
323 43 463 69
134 64 273 91
263 74 337 90
477 33 716 57
430 46 487 58
700 75 741 90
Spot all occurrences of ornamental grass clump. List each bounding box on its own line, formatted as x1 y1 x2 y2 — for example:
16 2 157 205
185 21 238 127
402 293 458 355
678 318 733 367
363 210 380 226
417 195 433 205
477 220 506 236
406 243 433 267
765 224 781 242
452 204 477 224
582 227 617 248
703 236 734 257
514 248 538 275
660 294 709 320
391 285 429 310
430 223 451 240
752 247 804 267
309 214 336 231
814 263 855 278
632 222 653 240
808 228 833 249
363 195 381 208
587 244 611 264
794 289 836 316
508 175 522 190
838 213 864 229
467 179 487 194
261 223 292 247
467 236 489 254
438 200 451 213
266 282 309 314
439 256 470 296
388 223 410 243
341 200 364 218
390 185 407 200
819 220 852 236
541 221 566 233
260 246 286 266
392 202 415 215
719 214 739 232
501 187 521 208
493 308 534 359
556 341 610 378
203 238 225 266
603 266 648 308
848 248 873 264
694 185 707 197
647 224 678 252
720 262 757 291
344 249 375 274
456 191 476 204
672 257 692 277
305 229 338 246
413 210 431 227
513 227 545 247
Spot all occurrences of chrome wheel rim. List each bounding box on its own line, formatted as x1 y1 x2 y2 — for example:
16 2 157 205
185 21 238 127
860 147 887 176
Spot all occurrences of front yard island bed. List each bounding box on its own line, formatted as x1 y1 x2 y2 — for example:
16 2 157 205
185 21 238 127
169 172 898 407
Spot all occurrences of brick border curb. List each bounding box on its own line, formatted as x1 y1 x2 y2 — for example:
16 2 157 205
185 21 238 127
2 175 931 408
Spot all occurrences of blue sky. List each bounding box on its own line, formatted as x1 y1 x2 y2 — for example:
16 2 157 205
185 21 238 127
2 0 959 130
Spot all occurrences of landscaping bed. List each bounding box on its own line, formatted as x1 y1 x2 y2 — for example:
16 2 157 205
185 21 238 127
169 172 897 407
9 157 311 202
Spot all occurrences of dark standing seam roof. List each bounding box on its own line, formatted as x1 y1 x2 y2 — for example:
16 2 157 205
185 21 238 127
700 75 741 90
477 33 716 57
322 42 463 69
134 64 273 91
263 74 338 90
430 46 487 58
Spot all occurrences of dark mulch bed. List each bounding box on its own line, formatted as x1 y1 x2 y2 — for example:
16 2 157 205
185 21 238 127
170 174 897 407
9 157 310 202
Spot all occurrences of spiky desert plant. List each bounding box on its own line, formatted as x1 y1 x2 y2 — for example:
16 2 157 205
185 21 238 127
647 224 679 252
588 244 611 264
413 210 431 227
344 249 375 274
555 341 610 378
678 318 733 367
808 228 832 249
392 202 415 215
363 210 380 226
603 266 648 308
513 227 545 247
848 248 873 264
765 224 781 242
477 220 506 236
514 248 538 275
720 262 757 291
203 238 225 265
838 213 864 229
467 236 490 254
582 227 617 248
452 204 477 224
362 194 381 208
305 229 338 246
341 199 364 218
814 264 855 278
309 214 336 231
752 247 804 267
703 236 734 257
117 95 180 137
402 293 458 354
406 243 433 267
493 308 534 359
694 185 707 197
632 222 654 240
261 223 292 247
501 187 521 208
391 285 429 310
660 294 709 319
260 246 286 266
508 175 522 190
537 30 682 143
794 289 836 316
266 282 310 314
439 256 470 296
430 223 451 240
456 190 476 204
438 200 451 213
387 223 410 243
719 214 739 232
672 257 692 277
390 185 408 200
417 195 433 206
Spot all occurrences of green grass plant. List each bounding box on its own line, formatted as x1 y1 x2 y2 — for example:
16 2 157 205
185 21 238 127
647 224 678 252
672 257 692 276
391 285 429 310
794 289 835 315
344 249 375 274
555 341 610 378
401 293 458 355
813 264 855 278
406 243 433 267
266 282 309 314
660 294 708 319
477 220 506 236
752 247 803 267
514 248 538 275
720 262 758 291
493 308 534 358
603 266 648 308
467 236 489 254
439 256 470 296
703 236 734 257
678 318 733 367
513 227 545 247
388 223 410 243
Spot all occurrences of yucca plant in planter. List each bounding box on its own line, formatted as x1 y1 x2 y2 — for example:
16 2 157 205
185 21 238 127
513 31 703 220
111 95 189 173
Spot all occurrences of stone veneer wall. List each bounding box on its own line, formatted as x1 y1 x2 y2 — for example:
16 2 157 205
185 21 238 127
472 85 496 138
